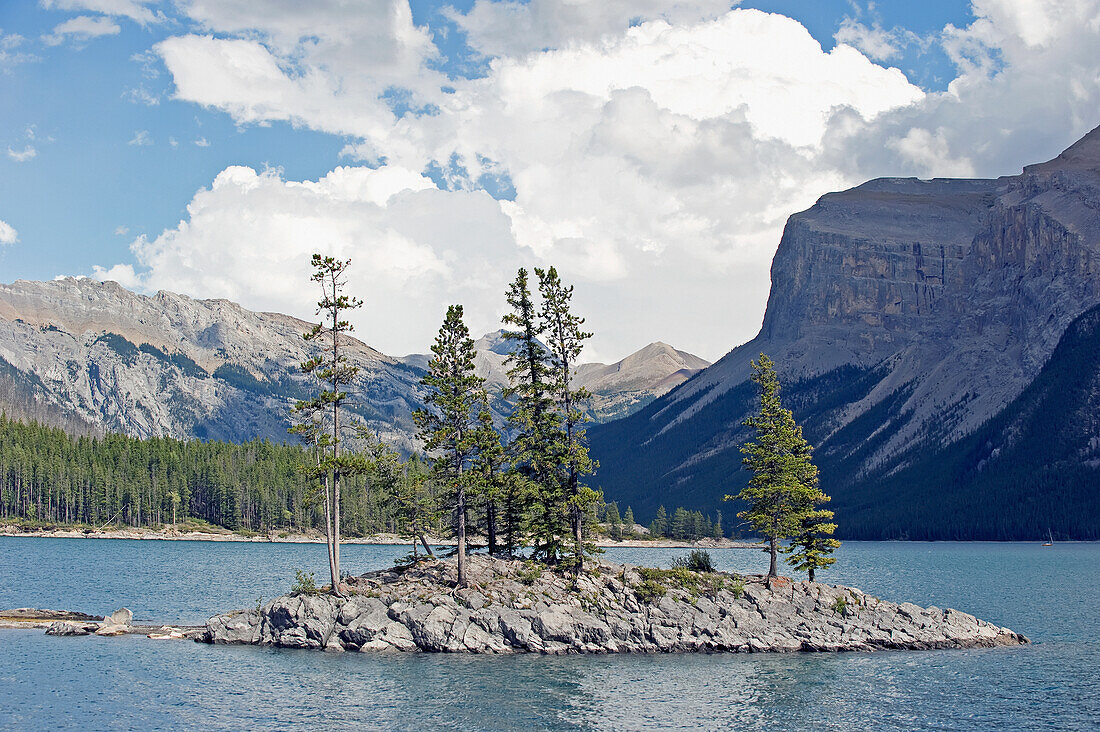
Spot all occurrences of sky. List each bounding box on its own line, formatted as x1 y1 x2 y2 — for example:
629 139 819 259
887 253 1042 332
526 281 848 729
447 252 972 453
0 1 1098 363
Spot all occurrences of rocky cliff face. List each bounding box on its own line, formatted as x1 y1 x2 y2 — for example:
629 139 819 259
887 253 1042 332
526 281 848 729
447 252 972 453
0 278 426 448
590 125 1100 538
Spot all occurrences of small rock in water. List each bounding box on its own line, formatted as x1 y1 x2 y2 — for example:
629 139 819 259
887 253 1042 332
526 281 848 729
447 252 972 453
45 621 96 636
94 624 128 636
107 608 133 627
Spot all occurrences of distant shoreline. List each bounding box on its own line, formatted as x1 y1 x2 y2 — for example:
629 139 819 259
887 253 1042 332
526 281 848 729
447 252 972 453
0 524 759 549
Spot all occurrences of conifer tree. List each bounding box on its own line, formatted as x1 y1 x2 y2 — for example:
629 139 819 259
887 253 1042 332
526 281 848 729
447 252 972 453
650 505 668 537
470 402 506 556
537 266 599 567
502 268 567 562
413 304 490 587
605 502 622 540
291 254 368 595
622 506 635 537
785 506 840 581
728 354 822 586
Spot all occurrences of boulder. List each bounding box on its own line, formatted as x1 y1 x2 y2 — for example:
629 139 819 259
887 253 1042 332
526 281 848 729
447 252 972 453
45 621 95 636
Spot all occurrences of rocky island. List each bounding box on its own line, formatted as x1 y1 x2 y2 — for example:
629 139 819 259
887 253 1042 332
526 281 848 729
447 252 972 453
202 556 1027 654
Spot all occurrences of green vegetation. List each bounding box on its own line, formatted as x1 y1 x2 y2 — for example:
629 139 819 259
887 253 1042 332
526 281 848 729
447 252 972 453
727 354 838 584
291 569 318 595
672 549 715 573
636 566 731 600
646 504 726 541
413 304 493 588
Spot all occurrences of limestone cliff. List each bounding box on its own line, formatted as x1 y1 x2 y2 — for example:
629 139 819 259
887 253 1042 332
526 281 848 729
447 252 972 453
590 125 1100 539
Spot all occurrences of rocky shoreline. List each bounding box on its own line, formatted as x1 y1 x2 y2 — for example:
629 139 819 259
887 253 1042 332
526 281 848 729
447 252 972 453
202 555 1028 654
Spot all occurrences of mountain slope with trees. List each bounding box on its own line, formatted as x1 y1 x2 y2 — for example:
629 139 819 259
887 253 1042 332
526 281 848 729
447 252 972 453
590 125 1100 540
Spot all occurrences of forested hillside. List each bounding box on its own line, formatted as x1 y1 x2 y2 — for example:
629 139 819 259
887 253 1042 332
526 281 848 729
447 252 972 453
0 415 418 536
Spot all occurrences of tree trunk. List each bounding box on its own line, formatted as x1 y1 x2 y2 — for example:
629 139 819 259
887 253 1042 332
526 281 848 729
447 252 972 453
322 474 338 592
487 499 498 556
456 483 467 587
768 536 778 584
808 567 815 583
417 531 436 558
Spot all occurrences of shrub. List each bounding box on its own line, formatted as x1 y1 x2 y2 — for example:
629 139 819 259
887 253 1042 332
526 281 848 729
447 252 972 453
832 595 848 614
292 569 318 594
729 577 745 600
672 549 715 573
516 561 542 586
635 579 667 603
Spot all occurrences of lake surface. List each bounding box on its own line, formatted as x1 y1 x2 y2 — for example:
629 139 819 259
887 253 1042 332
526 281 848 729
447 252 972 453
1 538 1097 730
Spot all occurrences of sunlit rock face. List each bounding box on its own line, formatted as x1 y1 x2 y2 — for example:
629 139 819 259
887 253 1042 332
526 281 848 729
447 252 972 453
589 126 1100 533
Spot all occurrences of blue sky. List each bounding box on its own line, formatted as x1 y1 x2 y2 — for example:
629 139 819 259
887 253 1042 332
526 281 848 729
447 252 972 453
0 1 1096 360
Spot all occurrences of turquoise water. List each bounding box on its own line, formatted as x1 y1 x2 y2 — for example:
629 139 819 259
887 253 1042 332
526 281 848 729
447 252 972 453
1 538 1097 730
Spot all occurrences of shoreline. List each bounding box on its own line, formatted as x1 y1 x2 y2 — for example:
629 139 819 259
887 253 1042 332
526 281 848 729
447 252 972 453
0 525 760 549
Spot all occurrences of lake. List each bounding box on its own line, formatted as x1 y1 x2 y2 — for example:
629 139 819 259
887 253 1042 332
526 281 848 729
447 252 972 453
1 538 1097 730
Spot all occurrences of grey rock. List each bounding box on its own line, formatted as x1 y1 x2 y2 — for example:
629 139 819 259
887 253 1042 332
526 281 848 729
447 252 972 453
198 556 1029 655
107 608 132 627
45 621 95 636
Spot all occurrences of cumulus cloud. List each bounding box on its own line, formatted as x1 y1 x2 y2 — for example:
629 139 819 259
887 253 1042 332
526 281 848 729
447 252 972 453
94 165 523 356
823 0 1100 180
42 15 120 46
113 0 1100 360
0 219 18 245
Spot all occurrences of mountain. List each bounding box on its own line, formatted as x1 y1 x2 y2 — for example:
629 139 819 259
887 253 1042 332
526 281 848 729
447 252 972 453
400 330 710 421
0 279 706 445
589 125 1100 540
0 278 427 449
573 342 710 421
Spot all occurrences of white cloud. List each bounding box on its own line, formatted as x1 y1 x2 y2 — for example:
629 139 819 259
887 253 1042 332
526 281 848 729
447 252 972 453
450 0 734 58
0 219 18 245
823 0 1100 180
193 136 209 147
123 0 1100 360
834 18 923 62
123 84 159 105
0 30 36 71
114 225 129 235
42 15 120 46
95 164 522 355
90 262 141 288
7 145 37 162
39 0 161 25
128 129 152 146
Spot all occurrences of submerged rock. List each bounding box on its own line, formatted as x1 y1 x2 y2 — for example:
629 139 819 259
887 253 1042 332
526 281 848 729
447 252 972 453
199 556 1029 655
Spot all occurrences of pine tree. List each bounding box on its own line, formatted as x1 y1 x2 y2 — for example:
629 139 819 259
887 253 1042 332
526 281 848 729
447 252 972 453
413 304 490 587
622 506 636 538
728 354 822 585
502 268 567 562
470 401 506 556
650 505 668 537
669 507 690 540
291 254 368 595
605 501 622 540
785 506 840 582
537 266 598 568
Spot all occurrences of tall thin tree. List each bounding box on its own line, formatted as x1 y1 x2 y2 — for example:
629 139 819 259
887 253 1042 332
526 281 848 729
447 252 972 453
502 268 566 562
414 304 490 587
291 254 364 595
537 266 598 568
